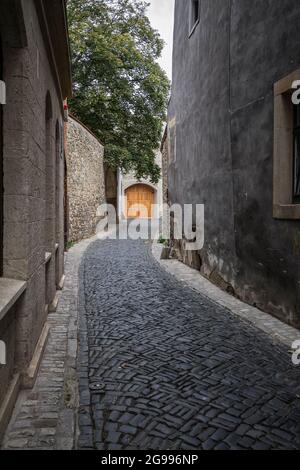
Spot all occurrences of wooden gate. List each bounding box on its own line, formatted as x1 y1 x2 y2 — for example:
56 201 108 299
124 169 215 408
125 184 154 219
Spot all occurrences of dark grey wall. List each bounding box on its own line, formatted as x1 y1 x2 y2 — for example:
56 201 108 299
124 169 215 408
169 0 300 327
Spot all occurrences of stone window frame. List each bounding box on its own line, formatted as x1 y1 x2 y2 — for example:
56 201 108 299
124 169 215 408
273 70 300 220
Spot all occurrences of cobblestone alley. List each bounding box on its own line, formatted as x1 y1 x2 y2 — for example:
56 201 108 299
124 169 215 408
77 237 300 450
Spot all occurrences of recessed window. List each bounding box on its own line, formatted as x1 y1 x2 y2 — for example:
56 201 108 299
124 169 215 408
293 104 300 202
273 71 300 220
189 0 200 36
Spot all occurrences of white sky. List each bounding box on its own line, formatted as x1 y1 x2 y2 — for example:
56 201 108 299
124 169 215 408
146 0 175 80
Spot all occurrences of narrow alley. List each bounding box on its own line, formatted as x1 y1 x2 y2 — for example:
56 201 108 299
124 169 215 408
1 0 300 456
2 233 300 451
76 237 300 450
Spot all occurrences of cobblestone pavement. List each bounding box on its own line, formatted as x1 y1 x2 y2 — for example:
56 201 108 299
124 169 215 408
78 237 300 450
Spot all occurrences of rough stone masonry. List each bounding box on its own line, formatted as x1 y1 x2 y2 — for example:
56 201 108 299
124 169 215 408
66 116 106 243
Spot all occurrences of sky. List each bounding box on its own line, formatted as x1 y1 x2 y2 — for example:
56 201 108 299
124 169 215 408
146 0 175 80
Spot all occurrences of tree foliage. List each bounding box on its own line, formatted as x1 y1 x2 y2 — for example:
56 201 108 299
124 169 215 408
67 0 170 183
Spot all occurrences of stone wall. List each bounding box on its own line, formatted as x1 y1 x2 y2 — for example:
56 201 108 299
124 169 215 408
168 0 300 328
0 0 70 440
67 116 106 243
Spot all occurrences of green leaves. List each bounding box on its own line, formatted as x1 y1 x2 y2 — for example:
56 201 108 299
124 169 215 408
67 0 170 183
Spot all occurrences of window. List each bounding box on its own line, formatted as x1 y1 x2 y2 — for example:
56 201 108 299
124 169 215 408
273 70 300 219
189 0 200 36
293 104 300 202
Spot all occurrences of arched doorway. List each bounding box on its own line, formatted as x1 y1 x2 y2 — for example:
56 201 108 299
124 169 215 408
125 184 155 219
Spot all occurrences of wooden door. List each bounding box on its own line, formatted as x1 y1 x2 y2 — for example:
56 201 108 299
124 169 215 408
125 184 154 219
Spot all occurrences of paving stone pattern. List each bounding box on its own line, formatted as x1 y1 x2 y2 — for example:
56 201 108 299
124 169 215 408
78 238 300 450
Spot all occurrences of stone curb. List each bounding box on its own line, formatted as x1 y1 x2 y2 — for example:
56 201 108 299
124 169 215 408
151 241 300 349
56 236 97 450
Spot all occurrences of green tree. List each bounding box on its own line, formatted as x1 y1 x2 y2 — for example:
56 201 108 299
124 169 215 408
67 0 170 183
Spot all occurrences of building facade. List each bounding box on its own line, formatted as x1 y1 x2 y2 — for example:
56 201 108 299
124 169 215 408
167 0 300 328
0 0 71 440
66 116 106 243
